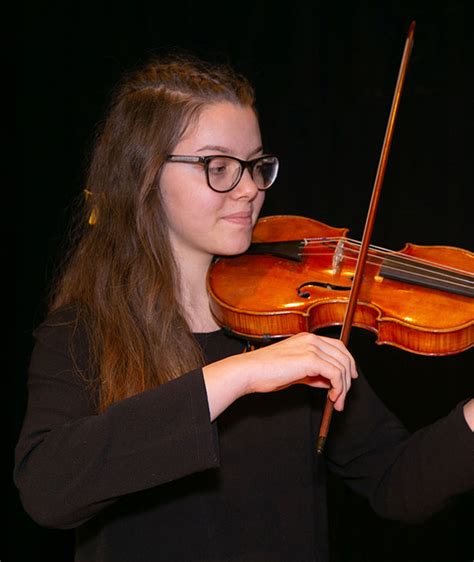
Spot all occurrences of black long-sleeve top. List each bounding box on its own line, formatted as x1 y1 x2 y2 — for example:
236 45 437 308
14 307 474 562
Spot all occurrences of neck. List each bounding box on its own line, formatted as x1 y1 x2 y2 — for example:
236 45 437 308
174 248 221 333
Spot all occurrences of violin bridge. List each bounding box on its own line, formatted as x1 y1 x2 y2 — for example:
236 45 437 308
331 239 345 274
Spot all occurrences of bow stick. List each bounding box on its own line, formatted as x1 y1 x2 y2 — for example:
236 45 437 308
316 21 416 454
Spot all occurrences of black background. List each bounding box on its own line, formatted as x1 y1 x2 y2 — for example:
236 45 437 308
13 1 473 561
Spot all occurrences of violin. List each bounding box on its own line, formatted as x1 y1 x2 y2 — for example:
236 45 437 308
207 214 474 356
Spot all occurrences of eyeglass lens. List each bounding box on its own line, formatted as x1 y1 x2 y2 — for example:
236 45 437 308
207 156 278 192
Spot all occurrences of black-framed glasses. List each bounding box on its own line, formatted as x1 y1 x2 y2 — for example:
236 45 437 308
165 154 279 193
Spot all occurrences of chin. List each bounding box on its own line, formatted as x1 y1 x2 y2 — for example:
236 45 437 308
214 235 252 257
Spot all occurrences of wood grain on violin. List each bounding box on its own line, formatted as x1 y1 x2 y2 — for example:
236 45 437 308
208 215 473 356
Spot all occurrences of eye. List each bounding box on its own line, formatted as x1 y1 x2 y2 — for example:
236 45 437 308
253 158 269 178
209 165 228 176
208 157 231 176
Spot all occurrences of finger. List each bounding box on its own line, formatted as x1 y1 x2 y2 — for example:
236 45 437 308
289 333 357 401
308 345 350 399
307 345 353 410
298 375 345 410
306 352 348 408
313 335 358 379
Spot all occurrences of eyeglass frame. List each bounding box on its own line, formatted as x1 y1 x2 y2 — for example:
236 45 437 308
165 154 279 193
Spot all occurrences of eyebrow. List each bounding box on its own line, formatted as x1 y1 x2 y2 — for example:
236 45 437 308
196 144 264 157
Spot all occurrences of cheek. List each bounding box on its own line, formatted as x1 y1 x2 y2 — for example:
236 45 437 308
159 169 223 229
160 165 191 206
253 191 266 223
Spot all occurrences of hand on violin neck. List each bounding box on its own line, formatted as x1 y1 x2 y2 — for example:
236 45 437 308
202 332 358 421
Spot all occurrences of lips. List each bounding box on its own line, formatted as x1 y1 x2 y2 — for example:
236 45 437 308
221 211 253 225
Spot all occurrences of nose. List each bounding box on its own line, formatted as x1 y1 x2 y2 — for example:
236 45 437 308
231 168 259 200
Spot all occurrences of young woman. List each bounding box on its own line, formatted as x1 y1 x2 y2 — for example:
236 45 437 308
15 54 473 562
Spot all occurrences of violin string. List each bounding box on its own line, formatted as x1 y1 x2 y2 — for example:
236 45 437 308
322 251 473 291
338 242 473 286
302 237 473 278
300 238 474 290
302 240 474 291
303 236 473 274
302 239 474 289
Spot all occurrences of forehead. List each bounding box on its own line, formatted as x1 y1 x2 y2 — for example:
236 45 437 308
176 102 261 154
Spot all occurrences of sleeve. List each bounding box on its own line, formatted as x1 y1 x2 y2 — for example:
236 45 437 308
325 370 474 523
14 312 220 529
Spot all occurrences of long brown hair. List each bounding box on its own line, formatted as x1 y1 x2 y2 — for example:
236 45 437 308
50 54 256 412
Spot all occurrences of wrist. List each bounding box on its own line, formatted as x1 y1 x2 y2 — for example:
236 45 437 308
202 355 252 421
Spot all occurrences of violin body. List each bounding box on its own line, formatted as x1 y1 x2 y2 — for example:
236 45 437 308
208 215 473 355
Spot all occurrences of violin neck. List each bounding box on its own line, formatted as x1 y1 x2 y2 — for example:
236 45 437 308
380 256 474 298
